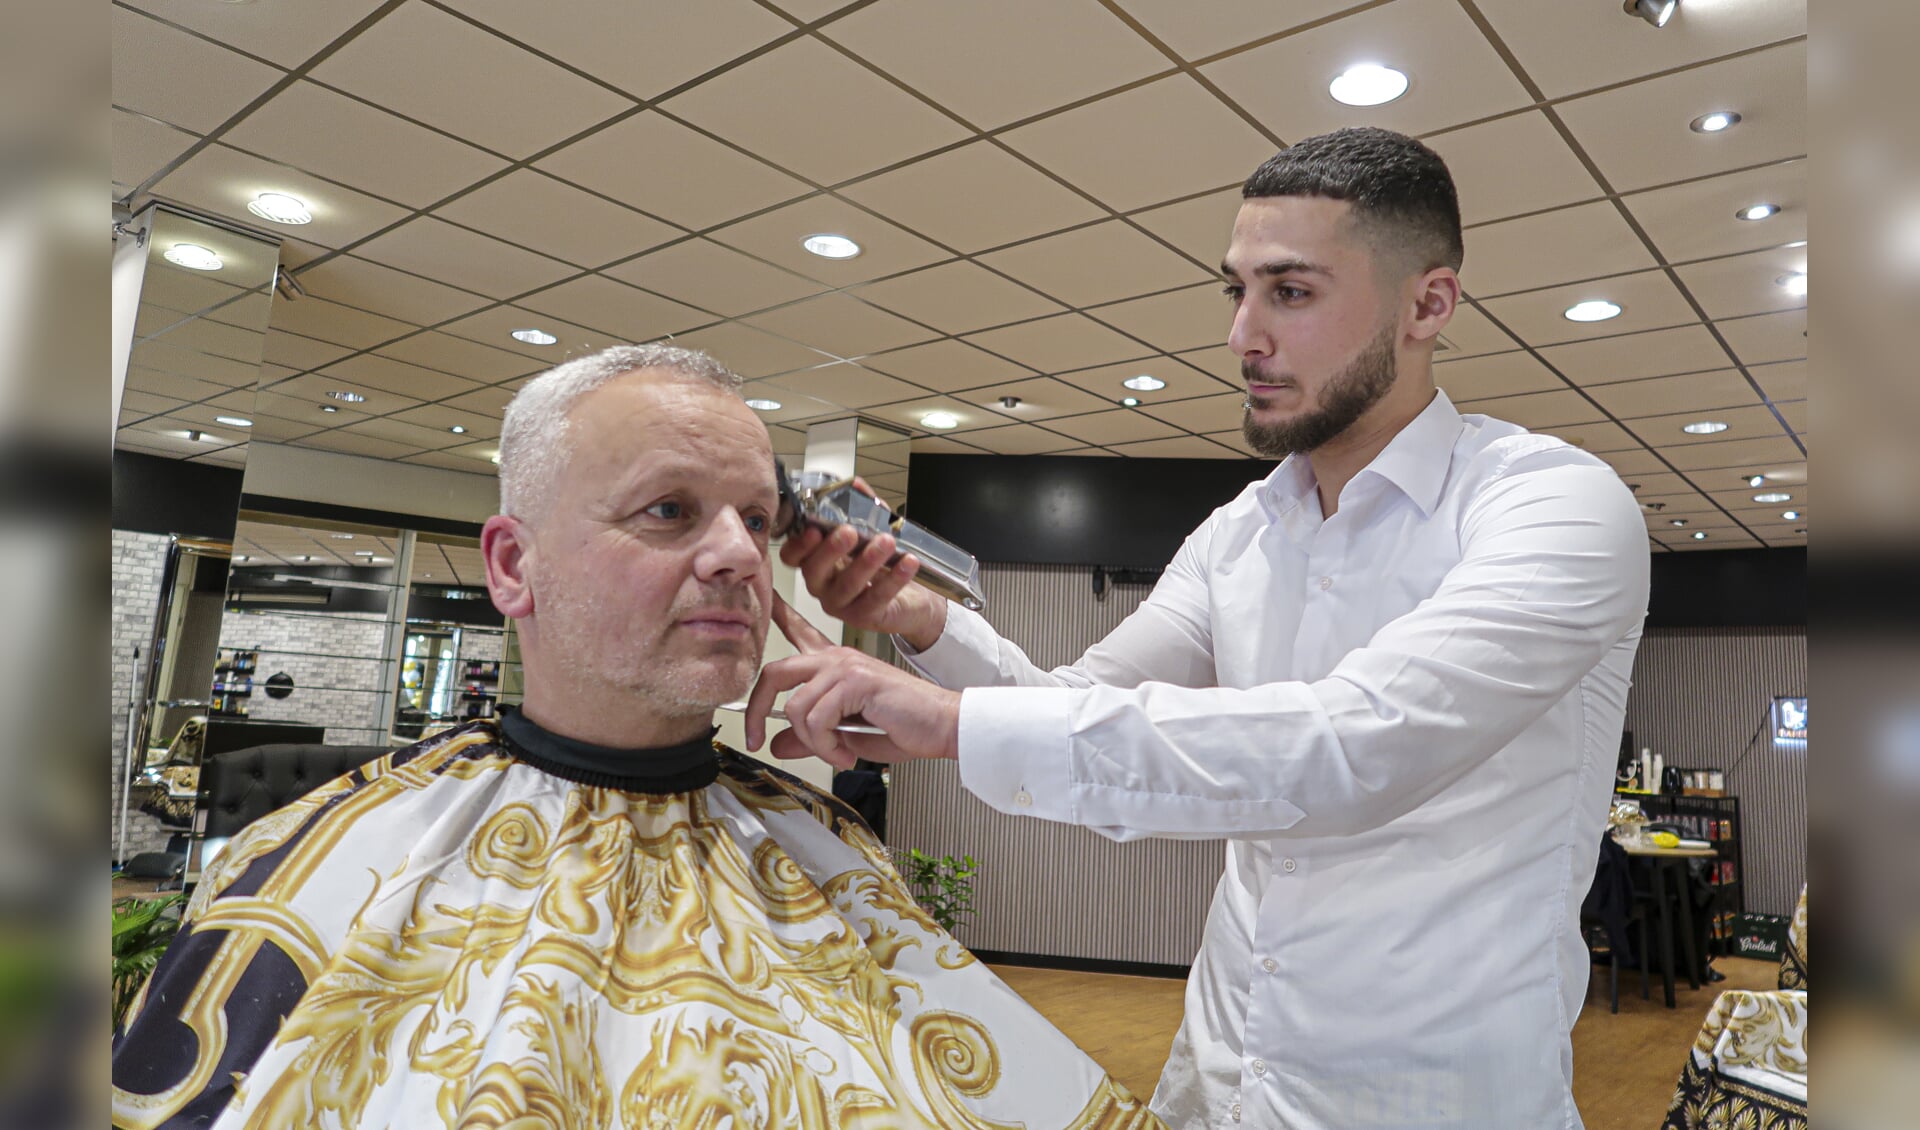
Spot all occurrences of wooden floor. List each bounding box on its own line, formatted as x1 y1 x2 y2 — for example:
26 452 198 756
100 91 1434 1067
989 956 1779 1128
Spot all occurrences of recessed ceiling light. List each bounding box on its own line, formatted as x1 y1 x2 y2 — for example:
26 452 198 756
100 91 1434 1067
449 425 466 434
489 453 501 464
1690 110 1741 133
183 429 211 442
1692 531 1708 540
1682 420 1729 434
1121 396 1142 407
325 390 365 403
1122 374 1167 392
1563 300 1622 322
354 550 375 557
998 395 1022 409
744 398 782 411
1737 203 1780 221
330 533 354 540
294 554 311 562
1754 491 1792 503
1747 474 1767 487
1329 63 1409 107
163 243 222 271
1781 509 1800 520
214 415 253 427
511 328 558 346
1670 519 1689 527
920 411 959 430
233 554 250 562
1623 0 1678 28
246 192 312 225
370 556 390 563
1777 272 1807 297
320 404 339 413
802 234 862 259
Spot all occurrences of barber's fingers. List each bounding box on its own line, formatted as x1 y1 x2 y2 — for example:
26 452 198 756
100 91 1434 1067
839 552 920 623
768 727 860 771
743 650 830 750
778 525 825 568
818 533 898 610
770 593 835 654
796 525 861 597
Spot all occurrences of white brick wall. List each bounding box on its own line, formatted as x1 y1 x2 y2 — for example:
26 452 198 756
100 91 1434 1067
111 529 174 861
219 607 393 745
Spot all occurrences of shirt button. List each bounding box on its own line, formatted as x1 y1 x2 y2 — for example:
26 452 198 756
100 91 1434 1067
1231 1103 1242 1121
1014 790 1032 807
1318 575 1333 590
1251 1059 1267 1075
1262 957 1278 973
1282 857 1297 873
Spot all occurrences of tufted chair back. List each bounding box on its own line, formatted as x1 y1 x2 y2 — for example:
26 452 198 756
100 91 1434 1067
199 744 392 839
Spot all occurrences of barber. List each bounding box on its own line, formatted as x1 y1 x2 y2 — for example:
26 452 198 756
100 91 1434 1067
747 127 1649 1129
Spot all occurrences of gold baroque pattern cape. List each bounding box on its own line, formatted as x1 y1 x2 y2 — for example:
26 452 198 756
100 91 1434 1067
1660 989 1808 1130
112 718 1162 1130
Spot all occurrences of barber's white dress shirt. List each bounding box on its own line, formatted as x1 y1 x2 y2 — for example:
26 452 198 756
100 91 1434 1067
901 390 1649 1129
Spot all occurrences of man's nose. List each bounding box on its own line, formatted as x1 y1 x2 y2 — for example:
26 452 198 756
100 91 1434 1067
693 507 763 580
1227 299 1269 361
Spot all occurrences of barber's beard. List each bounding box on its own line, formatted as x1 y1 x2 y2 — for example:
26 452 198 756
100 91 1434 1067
1241 321 1400 458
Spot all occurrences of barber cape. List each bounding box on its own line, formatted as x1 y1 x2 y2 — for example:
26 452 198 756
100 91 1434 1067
113 713 1160 1130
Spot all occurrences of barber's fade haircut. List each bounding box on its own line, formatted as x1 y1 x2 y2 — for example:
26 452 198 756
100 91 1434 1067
497 343 745 521
1242 126 1464 277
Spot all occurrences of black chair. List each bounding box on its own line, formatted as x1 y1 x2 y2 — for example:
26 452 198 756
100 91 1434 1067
196 744 392 868
1581 835 1652 1013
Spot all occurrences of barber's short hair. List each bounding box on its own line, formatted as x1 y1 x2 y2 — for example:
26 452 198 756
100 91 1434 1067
498 343 744 521
1242 126 1464 276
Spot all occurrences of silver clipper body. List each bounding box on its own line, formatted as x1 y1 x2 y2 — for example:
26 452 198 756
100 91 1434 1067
775 461 986 612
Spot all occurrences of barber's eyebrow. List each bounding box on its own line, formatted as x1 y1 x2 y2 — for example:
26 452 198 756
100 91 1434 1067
1219 257 1333 280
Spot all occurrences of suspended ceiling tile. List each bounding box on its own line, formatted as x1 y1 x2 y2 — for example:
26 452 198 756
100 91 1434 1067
908 435 989 456
536 112 811 232
1672 244 1807 320
1462 201 1658 299
603 238 822 319
1623 160 1807 264
661 37 969 185
1748 360 1805 403
1586 369 1764 420
950 377 1115 423
1141 393 1246 435
1428 110 1604 223
1667 529 1763 550
433 169 685 270
130 339 265 388
1714 308 1806 366
112 7 284 135
149 143 412 250
959 423 1090 456
252 388 367 428
1170 343 1249 390
292 255 492 327
1056 356 1223 405
1204 428 1265 458
1109 435 1247 459
1090 284 1229 354
838 141 1108 254
1044 408 1183 446
1129 186 1241 265
270 295 415 350
1479 270 1697 347
292 429 422 461
119 390 188 418
1556 41 1806 194
1000 75 1275 213
1597 448 1670 477
764 363 930 410
352 216 578 302
826 0 1170 131
520 276 712 345
343 415 470 452
1434 350 1564 400
402 447 496 475
1437 302 1523 359
377 331 549 384
222 79 510 209
744 293 941 359
147 317 266 366
979 220 1212 309
1614 470 1694 497
852 262 1065 336
1624 405 1787 449
963 313 1156 374
237 413 325 444
1471 0 1805 99
1456 389 1606 430
1538 324 1734 386
668 323 835 379
1538 419 1641 454
440 0 792 100
265 371 423 415
862 395 999 435
309 1 632 161
124 0 392 68
862 340 1037 393
1110 0 1357 61
1660 434 1803 471
112 110 200 190
440 304 640 362
320 355 485 403
709 195 951 287
440 385 519 419
1203 0 1531 142
733 382 846 426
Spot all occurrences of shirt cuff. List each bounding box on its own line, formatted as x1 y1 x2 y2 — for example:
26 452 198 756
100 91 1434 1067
957 686 1076 821
893 603 1005 689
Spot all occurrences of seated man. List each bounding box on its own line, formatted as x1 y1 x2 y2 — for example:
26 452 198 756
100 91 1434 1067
112 345 1160 1130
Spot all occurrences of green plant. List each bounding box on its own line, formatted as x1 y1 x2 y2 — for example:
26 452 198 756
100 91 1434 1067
112 893 186 1028
895 849 979 934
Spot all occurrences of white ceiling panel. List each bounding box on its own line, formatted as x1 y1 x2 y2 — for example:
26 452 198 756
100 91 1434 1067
1426 111 1603 227
1111 0 1357 62
351 216 577 301
604 239 823 319
292 255 492 327
432 170 684 270
1715 308 1806 366
1537 324 1734 386
1472 0 1805 99
123 0 392 69
979 220 1213 309
519 276 712 345
1623 160 1807 264
1480 270 1698 347
535 111 811 232
838 141 1109 254
112 110 200 190
851 262 1066 336
745 293 940 359
709 195 950 286
150 143 412 250
964 313 1157 374
1089 284 1230 354
112 7 284 135
1585 369 1768 419
1435 351 1565 400
1462 201 1657 299
862 340 1037 393
1671 244 1807 321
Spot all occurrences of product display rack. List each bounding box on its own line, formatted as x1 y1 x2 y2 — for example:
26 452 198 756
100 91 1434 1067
210 648 258 718
1626 791 1745 956
460 659 500 720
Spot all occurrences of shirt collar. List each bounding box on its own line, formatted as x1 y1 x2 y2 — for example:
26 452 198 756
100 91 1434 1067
1258 388 1463 520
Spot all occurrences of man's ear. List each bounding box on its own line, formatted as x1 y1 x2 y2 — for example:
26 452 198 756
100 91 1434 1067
1407 266 1461 345
481 514 535 619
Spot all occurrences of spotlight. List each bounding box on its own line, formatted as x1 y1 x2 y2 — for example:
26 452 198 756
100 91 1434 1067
1690 111 1740 133
1329 64 1409 107
744 399 782 411
1781 510 1799 520
1692 531 1708 540
449 425 466 434
1681 420 1729 435
1747 474 1766 487
163 243 222 271
1754 491 1791 504
1777 272 1807 298
1737 203 1780 221
1122 374 1166 392
246 192 312 225
511 328 558 346
920 411 959 430
998 396 1022 409
1120 397 1142 407
803 234 862 259
1623 0 1677 29
1564 300 1622 323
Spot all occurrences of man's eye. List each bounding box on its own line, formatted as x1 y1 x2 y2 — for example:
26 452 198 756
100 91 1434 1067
744 513 769 534
1277 285 1310 301
643 501 684 520
1221 284 1244 303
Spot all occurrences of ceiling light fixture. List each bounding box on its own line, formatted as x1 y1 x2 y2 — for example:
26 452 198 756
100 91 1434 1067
1682 420 1729 435
998 395 1022 409
294 554 311 562
1692 531 1708 540
449 425 466 434
1122 374 1167 392
489 453 501 464
183 429 210 442
1781 509 1800 520
802 234 862 259
1564 299 1622 322
1737 203 1780 221
320 405 339 413
1754 491 1792 503
1329 63 1409 107
511 328 558 346
233 555 250 562
1747 474 1767 487
1690 110 1741 133
330 533 355 540
246 192 312 225
744 398 782 411
1623 0 1678 29
325 390 365 403
1121 396 1142 407
1670 519 1689 527
354 550 375 557
163 243 222 271
214 415 253 427
920 411 959 430
1777 272 1807 297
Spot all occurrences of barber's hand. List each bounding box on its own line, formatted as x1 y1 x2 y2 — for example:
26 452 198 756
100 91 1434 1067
780 477 948 652
746 596 961 771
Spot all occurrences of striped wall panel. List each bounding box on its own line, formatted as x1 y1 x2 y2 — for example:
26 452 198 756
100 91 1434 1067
1624 627 1808 916
887 563 1224 966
